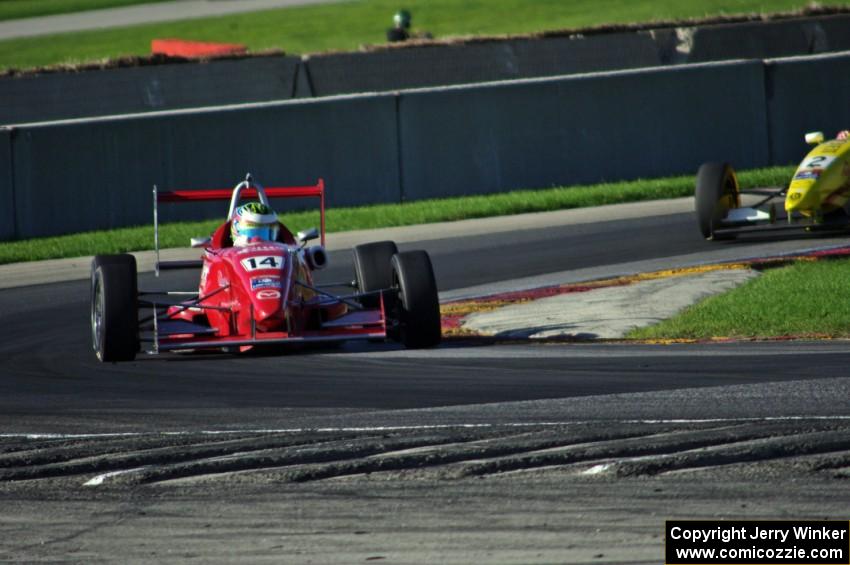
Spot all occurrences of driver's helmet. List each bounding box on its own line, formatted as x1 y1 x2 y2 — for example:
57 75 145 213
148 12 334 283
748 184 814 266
231 201 279 246
393 10 411 29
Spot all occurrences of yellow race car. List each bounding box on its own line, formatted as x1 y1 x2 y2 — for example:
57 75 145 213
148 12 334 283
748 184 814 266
696 131 850 240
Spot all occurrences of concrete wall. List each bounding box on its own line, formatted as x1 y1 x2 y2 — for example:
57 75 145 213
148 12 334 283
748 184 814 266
398 61 768 200
0 56 299 125
10 95 400 239
815 14 850 51
304 34 661 97
688 19 814 62
7 15 850 126
7 52 849 241
765 51 850 165
0 128 13 240
688 14 850 63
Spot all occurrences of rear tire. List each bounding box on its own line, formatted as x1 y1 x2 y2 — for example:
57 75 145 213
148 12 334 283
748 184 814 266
390 251 441 349
695 162 740 240
352 241 398 308
91 254 138 362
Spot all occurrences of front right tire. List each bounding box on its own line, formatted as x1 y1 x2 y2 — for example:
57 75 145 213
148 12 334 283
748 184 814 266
390 250 441 349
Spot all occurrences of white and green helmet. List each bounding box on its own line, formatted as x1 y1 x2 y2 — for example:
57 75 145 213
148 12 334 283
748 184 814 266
394 10 411 28
231 201 279 245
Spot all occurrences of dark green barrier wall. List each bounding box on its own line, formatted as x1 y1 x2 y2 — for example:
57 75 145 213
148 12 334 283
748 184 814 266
0 128 13 240
8 53 848 241
11 95 400 239
397 61 769 201
0 56 300 125
765 51 850 165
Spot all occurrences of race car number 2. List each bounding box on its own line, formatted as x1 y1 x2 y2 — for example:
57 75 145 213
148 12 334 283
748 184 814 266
240 255 284 271
804 155 835 170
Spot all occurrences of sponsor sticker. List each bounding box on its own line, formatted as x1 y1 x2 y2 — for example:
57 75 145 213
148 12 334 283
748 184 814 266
794 170 822 180
256 289 281 300
238 245 283 254
819 141 845 154
251 276 282 290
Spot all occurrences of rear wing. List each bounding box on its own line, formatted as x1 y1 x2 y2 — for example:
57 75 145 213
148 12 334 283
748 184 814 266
153 174 325 275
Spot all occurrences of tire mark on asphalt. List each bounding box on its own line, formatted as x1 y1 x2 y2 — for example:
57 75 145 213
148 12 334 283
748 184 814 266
4 420 850 487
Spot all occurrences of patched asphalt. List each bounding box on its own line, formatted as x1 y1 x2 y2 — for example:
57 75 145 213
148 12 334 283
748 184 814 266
459 268 759 339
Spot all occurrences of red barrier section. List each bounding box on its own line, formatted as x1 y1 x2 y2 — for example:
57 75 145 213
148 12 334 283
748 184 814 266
151 39 247 58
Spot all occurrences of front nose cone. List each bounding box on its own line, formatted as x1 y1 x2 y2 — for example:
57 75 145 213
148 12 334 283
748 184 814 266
785 184 819 214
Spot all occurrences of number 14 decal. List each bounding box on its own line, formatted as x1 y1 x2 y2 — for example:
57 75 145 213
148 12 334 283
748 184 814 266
240 255 284 271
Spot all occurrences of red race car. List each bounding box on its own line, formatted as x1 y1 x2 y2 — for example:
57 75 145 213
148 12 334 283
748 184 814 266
90 175 441 362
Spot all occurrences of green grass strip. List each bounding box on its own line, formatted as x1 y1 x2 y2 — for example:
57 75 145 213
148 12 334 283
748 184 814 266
628 258 850 339
0 165 793 265
2 0 848 70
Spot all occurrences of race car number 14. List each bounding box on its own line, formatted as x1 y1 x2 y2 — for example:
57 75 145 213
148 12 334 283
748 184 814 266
240 255 284 271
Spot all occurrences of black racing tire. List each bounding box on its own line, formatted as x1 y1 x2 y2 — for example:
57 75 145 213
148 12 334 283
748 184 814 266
91 254 138 362
695 162 740 241
390 250 441 349
352 241 398 308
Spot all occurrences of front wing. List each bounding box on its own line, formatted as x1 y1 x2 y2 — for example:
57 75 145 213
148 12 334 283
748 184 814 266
142 305 388 354
713 187 850 237
713 214 850 238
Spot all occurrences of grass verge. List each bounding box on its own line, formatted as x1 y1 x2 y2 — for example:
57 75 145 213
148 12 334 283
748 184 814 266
0 165 793 265
2 0 849 70
627 258 850 339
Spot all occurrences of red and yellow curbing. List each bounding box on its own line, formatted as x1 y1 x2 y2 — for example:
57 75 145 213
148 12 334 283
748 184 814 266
440 246 850 341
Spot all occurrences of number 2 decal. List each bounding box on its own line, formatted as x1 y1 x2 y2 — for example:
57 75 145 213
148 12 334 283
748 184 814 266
805 155 834 169
240 255 283 271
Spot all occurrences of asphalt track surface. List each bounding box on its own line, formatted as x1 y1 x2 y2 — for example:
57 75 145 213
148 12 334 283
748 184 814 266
0 0 341 40
2 209 850 563
3 210 849 431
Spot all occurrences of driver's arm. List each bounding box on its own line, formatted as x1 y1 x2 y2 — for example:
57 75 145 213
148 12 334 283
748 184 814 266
838 130 850 140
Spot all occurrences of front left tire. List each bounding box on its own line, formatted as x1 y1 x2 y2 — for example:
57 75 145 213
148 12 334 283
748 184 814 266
352 241 398 308
91 254 138 362
695 162 740 241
